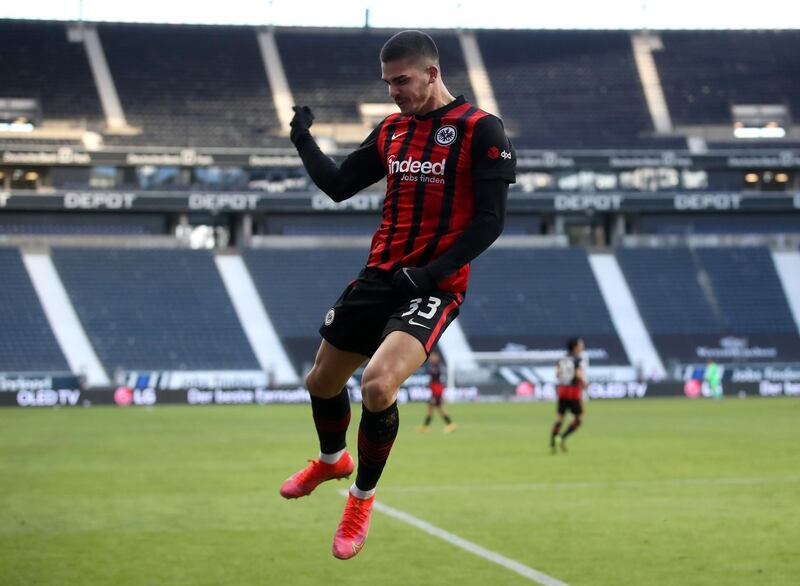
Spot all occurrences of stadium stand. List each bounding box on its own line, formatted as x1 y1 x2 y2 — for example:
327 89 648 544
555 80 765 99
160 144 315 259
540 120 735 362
0 137 85 148
636 214 800 235
275 28 473 125
3 22 797 150
243 248 367 370
0 213 166 235
0 20 103 127
694 247 797 334
617 247 721 335
476 30 684 149
459 247 630 364
2 21 799 385
655 30 800 126
99 23 280 147
617 246 800 364
0 247 70 373
50 248 259 372
706 140 800 150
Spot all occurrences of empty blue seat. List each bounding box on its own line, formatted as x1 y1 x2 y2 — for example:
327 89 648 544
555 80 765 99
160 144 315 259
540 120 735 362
0 247 70 373
51 248 258 372
655 31 800 126
0 21 103 126
99 23 280 147
617 246 800 364
460 248 629 364
476 30 683 150
275 29 473 125
244 248 367 370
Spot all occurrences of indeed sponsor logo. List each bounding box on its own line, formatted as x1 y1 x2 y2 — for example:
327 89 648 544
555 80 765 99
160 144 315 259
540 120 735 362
387 155 446 176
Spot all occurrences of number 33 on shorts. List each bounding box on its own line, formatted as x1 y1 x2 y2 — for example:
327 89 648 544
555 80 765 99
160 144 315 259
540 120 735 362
401 296 442 329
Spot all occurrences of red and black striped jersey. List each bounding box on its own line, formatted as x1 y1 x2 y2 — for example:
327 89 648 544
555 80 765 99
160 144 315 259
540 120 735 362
557 354 586 400
338 96 515 293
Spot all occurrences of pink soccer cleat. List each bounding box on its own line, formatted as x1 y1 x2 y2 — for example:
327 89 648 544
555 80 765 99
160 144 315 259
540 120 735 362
332 491 375 560
279 452 354 499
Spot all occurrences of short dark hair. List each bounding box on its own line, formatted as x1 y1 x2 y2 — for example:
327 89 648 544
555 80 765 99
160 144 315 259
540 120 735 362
380 30 439 65
566 337 583 353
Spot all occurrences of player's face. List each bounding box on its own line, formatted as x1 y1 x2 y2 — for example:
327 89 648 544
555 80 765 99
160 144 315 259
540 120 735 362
381 58 435 116
576 339 585 354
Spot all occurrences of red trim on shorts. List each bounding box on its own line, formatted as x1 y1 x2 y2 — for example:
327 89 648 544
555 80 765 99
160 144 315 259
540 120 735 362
425 293 463 352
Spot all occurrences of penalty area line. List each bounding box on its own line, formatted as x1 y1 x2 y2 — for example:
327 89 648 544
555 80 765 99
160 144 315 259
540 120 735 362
339 489 571 586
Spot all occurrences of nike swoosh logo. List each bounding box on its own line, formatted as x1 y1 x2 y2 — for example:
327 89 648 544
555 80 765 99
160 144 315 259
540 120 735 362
392 131 408 140
402 268 418 288
408 318 431 330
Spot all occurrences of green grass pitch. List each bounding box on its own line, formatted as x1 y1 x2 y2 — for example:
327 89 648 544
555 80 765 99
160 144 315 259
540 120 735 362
1 398 798 586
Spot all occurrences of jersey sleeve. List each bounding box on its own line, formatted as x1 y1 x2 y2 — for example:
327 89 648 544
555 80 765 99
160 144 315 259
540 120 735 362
293 121 386 201
335 123 387 191
470 115 516 183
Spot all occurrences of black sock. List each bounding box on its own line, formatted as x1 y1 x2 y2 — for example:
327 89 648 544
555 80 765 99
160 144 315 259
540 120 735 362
356 401 399 492
562 418 581 440
551 422 562 445
423 415 432 426
310 388 351 455
442 414 452 425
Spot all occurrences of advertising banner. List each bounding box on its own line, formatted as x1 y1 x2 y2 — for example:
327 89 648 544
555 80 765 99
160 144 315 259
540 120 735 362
653 333 800 364
467 335 629 366
4 146 799 169
2 190 799 214
2 379 798 407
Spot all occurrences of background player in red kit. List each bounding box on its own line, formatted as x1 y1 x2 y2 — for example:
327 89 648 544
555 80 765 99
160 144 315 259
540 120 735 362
551 337 588 453
278 30 515 559
418 349 456 433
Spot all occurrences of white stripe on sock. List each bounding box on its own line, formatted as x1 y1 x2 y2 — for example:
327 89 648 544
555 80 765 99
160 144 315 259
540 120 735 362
349 483 376 499
319 447 346 464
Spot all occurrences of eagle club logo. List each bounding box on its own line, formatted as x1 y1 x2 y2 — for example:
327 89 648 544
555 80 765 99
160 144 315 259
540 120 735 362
324 308 335 326
434 125 457 146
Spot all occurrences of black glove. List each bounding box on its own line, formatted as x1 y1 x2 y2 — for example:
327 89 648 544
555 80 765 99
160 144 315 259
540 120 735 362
392 267 436 296
290 105 314 144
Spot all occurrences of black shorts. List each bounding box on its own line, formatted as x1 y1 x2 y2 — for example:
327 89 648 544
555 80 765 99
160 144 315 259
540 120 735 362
557 398 583 416
320 267 463 358
430 394 443 407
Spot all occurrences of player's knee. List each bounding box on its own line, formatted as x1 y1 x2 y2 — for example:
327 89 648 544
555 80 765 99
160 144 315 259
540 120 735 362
305 368 323 396
305 366 339 398
360 372 397 410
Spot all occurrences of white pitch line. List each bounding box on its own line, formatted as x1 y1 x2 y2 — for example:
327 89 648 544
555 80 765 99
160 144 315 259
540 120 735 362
339 490 571 586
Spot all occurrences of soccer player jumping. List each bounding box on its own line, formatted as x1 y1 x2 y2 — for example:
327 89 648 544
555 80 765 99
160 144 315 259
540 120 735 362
279 30 515 559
